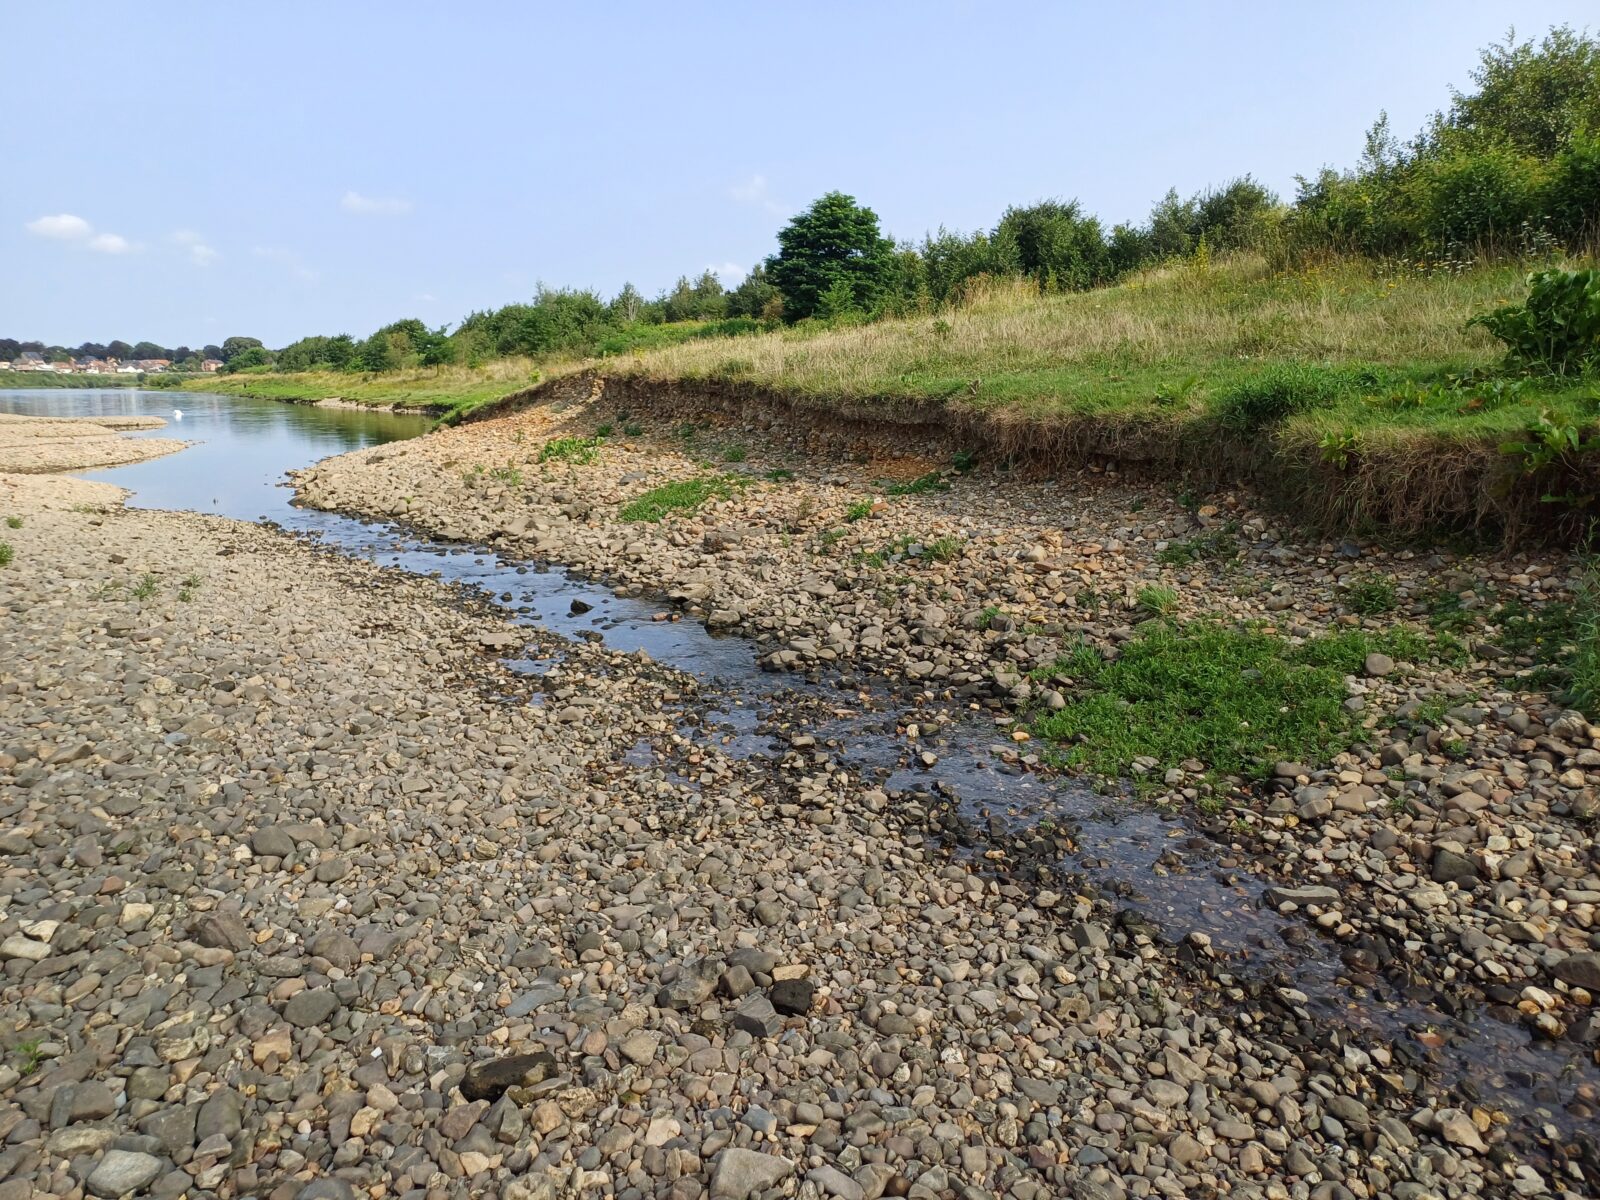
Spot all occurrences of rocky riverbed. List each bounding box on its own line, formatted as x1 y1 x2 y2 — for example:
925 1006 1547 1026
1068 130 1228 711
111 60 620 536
1 392 1597 1200
297 385 1600 1194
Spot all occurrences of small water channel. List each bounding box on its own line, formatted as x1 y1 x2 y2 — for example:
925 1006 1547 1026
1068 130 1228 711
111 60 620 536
6 388 1596 1159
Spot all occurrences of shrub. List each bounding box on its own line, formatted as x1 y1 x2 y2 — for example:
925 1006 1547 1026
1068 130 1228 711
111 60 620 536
1468 268 1600 374
924 536 962 562
4 516 20 529
0 541 11 566
844 500 873 522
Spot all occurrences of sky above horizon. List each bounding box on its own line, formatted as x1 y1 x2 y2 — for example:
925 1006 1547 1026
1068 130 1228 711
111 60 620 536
3 2 1595 348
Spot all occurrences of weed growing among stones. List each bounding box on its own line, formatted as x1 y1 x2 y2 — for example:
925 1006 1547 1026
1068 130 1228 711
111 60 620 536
620 476 740 522
538 437 603 466
1347 574 1400 615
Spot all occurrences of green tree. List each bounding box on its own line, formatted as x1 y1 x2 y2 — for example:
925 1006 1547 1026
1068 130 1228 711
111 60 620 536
221 336 264 363
725 264 780 319
995 200 1108 291
766 192 895 322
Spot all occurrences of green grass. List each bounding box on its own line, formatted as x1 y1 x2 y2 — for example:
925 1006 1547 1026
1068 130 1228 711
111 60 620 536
844 500 873 522
538 436 604 465
1135 584 1180 617
1035 620 1463 789
620 476 740 522
924 535 962 563
0 542 12 567
11 1037 45 1076
131 573 159 600
722 444 747 463
1346 574 1400 615
0 371 143 389
886 472 949 497
1035 622 1358 787
202 359 541 420
4 516 21 529
1156 527 1240 566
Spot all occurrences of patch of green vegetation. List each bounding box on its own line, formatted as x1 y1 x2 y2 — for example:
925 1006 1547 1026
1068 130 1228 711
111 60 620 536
4 516 20 529
1564 566 1600 714
1291 626 1433 673
595 423 614 437
1136 584 1180 617
856 549 888 569
766 467 796 482
978 604 1004 630
844 500 873 522
952 448 979 472
538 436 603 465
0 541 12 567
131 573 159 601
1346 574 1399 615
924 536 962 563
177 572 202 603
11 1037 45 1076
722 444 747 463
620 476 741 522
886 472 949 497
1155 526 1239 566
622 422 644 438
1035 622 1357 787
488 465 524 485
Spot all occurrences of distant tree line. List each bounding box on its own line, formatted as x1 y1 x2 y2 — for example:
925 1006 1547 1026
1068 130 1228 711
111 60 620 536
14 28 1596 379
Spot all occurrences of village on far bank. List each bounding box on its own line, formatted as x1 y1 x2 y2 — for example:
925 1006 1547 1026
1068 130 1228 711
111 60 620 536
0 349 223 376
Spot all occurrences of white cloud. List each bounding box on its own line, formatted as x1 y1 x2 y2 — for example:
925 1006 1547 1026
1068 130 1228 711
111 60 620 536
253 245 319 282
706 261 746 284
415 292 438 303
172 229 219 266
341 190 412 216
26 213 138 253
730 174 784 216
26 213 92 240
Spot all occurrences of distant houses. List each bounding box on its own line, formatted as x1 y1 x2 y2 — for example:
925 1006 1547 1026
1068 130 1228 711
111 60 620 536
0 352 183 376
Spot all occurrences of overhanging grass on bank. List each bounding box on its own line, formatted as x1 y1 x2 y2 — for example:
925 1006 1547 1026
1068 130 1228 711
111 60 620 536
567 254 1600 538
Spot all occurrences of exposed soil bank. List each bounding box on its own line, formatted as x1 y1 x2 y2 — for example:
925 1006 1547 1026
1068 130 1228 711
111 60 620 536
478 372 1592 542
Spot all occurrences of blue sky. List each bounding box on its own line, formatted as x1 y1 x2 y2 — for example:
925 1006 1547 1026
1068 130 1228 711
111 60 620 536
3 2 1593 347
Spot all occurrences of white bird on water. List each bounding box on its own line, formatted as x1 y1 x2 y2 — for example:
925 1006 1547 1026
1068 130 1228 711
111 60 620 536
172 408 184 421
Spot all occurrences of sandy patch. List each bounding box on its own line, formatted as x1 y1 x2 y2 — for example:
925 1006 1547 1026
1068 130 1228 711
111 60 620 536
0 412 189 473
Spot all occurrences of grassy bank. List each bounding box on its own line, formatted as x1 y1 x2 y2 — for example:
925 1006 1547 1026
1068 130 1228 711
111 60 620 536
202 359 541 419
570 254 1599 539
0 373 145 390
